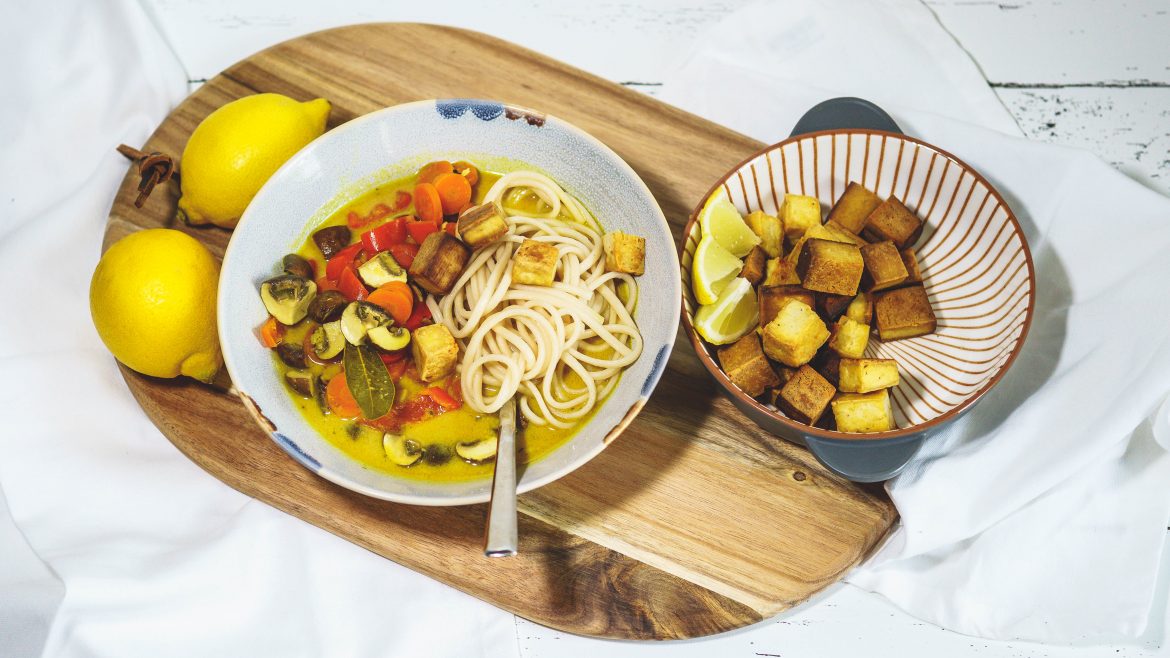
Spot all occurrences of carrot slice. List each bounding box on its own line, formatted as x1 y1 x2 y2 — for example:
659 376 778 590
258 316 284 348
433 173 472 215
326 373 362 419
417 160 454 185
452 161 479 186
414 182 443 225
366 281 414 325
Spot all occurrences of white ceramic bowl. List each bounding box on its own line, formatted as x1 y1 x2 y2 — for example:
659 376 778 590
218 99 678 505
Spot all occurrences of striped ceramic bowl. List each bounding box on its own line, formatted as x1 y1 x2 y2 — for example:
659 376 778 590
680 129 1035 481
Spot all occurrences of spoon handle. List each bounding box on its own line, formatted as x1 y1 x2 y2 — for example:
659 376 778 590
484 398 518 557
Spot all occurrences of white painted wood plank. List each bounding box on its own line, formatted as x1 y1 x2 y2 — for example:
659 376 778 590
996 87 1170 194
926 0 1170 84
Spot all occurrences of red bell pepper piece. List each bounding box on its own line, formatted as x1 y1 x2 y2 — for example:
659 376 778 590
442 222 458 236
421 386 460 410
325 243 363 280
338 265 368 301
388 243 419 270
406 219 440 245
403 302 432 331
369 203 391 221
361 217 407 254
378 349 407 365
385 359 408 380
316 277 338 293
393 190 412 211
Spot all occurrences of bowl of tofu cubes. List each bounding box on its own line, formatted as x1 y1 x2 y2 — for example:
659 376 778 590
681 129 1035 482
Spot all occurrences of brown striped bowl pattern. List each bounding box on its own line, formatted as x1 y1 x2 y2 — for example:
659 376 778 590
680 130 1035 480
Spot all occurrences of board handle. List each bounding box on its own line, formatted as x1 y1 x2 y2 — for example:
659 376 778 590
789 97 902 137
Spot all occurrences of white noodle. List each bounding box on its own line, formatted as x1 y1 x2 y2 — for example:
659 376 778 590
426 170 643 428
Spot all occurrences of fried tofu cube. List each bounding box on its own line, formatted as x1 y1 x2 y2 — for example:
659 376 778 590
759 285 816 328
761 299 830 367
827 182 882 234
819 221 868 247
795 238 864 296
816 293 853 322
745 211 783 258
828 317 870 358
409 232 471 294
779 194 822 242
811 348 841 388
874 284 936 340
764 257 800 286
832 389 894 433
717 333 780 397
411 324 459 382
863 196 924 249
838 358 899 393
512 239 559 286
861 240 910 292
740 246 767 286
457 202 508 249
775 365 837 425
901 248 923 284
845 292 873 325
602 231 646 276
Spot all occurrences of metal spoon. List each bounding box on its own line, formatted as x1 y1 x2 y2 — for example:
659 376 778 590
484 397 518 557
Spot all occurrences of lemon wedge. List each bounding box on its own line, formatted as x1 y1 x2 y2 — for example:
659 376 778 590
693 277 758 345
699 197 760 258
692 234 743 305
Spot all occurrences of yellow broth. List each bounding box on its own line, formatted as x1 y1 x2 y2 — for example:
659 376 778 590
273 163 603 482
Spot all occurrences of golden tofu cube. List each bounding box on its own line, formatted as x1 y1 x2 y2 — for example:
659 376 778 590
457 202 508 249
863 196 923 249
409 232 471 294
795 238 864 296
775 365 837 425
827 182 882 234
819 221 869 247
874 284 937 340
832 389 895 433
512 239 559 286
759 285 816 328
717 332 780 397
816 293 853 322
411 324 459 382
861 240 910 291
764 257 800 286
761 299 829 367
838 357 899 393
740 246 767 286
902 248 923 284
745 211 783 258
828 316 870 358
602 231 646 276
779 194 822 242
845 292 873 325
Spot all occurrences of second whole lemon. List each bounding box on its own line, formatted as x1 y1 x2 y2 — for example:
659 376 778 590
90 229 222 382
177 93 330 229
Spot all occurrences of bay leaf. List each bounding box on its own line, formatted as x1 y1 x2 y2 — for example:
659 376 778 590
343 343 395 419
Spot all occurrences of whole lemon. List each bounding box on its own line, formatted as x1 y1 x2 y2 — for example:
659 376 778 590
90 229 222 382
177 93 330 229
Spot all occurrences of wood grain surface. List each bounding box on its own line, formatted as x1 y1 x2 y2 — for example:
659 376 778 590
103 23 896 640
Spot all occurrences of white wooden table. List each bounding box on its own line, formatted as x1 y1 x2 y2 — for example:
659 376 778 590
141 1 1170 656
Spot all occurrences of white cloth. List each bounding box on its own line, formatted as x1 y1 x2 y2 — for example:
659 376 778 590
659 0 1170 643
0 2 519 656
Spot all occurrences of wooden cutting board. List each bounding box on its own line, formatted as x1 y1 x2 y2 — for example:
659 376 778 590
104 23 896 640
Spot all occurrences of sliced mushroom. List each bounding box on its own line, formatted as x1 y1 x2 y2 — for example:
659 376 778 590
260 275 317 325
275 343 307 369
357 251 408 288
367 325 411 351
307 290 348 323
340 301 392 345
313 376 330 415
383 433 423 467
312 225 352 259
284 371 314 398
282 253 314 280
422 443 453 466
455 437 498 464
309 321 345 360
